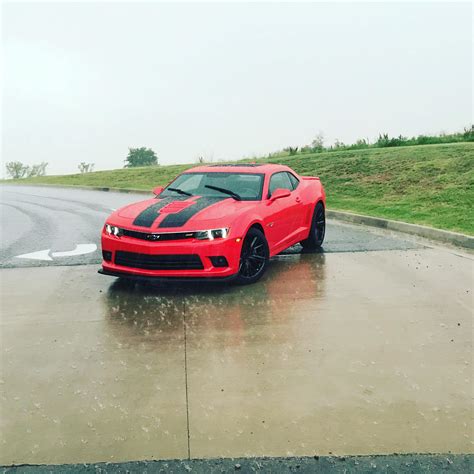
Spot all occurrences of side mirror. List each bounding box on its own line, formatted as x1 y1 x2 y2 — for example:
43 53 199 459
269 188 291 202
152 186 164 196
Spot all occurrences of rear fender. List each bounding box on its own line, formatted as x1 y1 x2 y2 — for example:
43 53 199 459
301 176 325 203
297 177 325 227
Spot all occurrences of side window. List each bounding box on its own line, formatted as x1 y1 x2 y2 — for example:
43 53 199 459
287 172 299 190
268 172 293 196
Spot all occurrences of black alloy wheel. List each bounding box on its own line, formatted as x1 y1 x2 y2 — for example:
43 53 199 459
235 228 269 284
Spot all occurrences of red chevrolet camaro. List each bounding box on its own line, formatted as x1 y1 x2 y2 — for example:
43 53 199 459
100 164 326 284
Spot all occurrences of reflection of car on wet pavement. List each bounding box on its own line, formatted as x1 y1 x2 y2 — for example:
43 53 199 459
100 164 326 284
104 251 326 346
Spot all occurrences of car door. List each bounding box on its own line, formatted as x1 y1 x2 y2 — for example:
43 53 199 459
264 172 300 249
286 171 306 229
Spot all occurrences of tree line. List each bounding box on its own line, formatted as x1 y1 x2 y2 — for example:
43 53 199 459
4 147 158 179
4 127 473 178
279 126 474 157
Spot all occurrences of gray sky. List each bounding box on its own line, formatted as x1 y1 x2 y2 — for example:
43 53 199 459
2 1 472 176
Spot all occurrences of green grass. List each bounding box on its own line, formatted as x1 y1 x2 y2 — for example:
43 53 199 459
4 142 474 235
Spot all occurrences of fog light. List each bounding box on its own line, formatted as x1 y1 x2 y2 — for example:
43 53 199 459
209 256 228 267
102 250 112 262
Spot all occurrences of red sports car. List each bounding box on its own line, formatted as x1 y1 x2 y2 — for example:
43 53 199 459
99 164 325 284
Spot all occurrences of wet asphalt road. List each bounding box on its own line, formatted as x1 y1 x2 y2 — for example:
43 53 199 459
0 185 473 466
1 185 143 268
0 185 421 268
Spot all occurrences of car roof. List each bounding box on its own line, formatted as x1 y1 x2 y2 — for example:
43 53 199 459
188 163 294 175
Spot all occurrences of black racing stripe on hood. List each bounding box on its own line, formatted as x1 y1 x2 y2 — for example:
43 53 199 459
158 196 225 228
132 196 188 227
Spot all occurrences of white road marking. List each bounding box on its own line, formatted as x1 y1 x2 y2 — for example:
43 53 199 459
15 244 97 261
51 244 97 258
15 249 53 261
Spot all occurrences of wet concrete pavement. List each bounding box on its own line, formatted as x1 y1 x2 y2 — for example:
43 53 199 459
1 239 473 464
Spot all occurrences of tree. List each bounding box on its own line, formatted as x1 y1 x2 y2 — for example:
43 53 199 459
463 125 474 139
284 146 299 155
5 161 48 179
78 162 95 173
5 161 28 179
354 138 369 148
26 162 48 177
311 133 325 152
124 147 158 168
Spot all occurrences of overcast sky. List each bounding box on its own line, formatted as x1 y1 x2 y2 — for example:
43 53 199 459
2 1 472 177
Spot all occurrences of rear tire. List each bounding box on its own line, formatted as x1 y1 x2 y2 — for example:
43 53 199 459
235 228 269 285
300 202 325 250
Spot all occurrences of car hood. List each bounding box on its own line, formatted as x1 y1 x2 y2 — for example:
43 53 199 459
111 196 256 230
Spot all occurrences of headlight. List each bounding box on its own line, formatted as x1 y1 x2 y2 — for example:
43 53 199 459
105 224 123 237
194 228 229 240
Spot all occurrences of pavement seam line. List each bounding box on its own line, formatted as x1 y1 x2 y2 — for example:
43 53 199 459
183 299 191 460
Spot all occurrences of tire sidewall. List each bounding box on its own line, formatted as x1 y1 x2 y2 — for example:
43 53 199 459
315 202 325 245
301 201 325 250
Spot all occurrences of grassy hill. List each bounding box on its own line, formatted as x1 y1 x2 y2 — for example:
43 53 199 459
4 142 474 235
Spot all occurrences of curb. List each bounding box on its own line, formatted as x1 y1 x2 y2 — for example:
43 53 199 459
2 183 473 250
327 210 474 250
2 454 473 473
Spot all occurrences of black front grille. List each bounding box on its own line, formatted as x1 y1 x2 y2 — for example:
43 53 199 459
115 251 203 270
122 229 195 242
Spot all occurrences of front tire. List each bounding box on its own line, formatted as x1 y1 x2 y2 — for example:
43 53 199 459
235 228 269 285
300 202 325 250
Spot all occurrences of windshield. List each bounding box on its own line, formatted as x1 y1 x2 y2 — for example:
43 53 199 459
160 172 264 201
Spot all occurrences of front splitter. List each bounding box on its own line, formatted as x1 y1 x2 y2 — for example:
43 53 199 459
98 267 238 283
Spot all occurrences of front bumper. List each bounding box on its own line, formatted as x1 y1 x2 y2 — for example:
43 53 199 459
101 231 242 279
